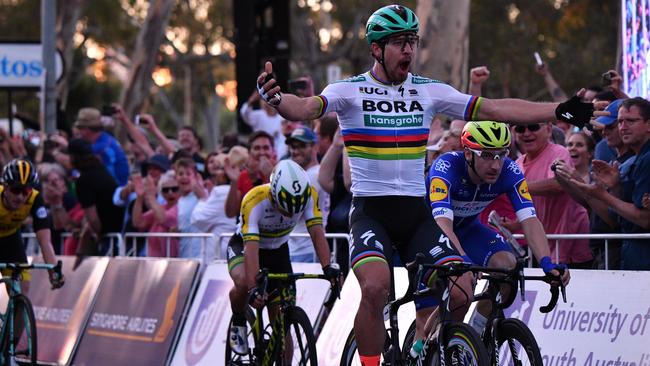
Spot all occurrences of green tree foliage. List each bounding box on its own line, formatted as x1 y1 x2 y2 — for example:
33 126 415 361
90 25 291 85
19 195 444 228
469 0 619 100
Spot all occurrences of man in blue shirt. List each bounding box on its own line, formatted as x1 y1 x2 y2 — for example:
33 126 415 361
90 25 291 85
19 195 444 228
572 97 650 270
74 107 129 186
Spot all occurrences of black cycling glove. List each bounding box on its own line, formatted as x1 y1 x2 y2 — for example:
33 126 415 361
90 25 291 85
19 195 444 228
555 95 594 130
323 263 341 281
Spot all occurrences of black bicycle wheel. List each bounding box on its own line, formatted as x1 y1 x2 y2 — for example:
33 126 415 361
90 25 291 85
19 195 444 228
424 323 489 366
225 307 257 366
401 320 417 361
494 318 543 366
272 306 317 366
339 329 359 366
5 294 37 366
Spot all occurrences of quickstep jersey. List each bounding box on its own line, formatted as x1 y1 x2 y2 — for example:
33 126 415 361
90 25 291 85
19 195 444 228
316 71 482 197
426 152 537 227
236 184 322 249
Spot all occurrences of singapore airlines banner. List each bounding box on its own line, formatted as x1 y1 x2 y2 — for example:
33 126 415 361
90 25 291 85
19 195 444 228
502 269 650 366
72 258 199 366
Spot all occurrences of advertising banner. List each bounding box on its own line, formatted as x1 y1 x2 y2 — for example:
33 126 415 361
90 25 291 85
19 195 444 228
316 268 415 365
0 42 64 88
27 256 109 365
499 269 650 366
72 258 199 366
170 261 330 366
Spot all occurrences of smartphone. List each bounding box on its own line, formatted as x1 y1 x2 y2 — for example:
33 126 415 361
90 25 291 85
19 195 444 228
134 115 141 125
101 105 116 116
602 71 614 86
533 52 543 66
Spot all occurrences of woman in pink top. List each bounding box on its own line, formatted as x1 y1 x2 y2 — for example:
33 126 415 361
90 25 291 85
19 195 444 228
132 171 181 257
514 122 593 268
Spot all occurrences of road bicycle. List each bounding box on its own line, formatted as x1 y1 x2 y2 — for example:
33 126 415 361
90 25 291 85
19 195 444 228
225 268 340 366
340 253 489 366
402 211 567 366
0 261 63 366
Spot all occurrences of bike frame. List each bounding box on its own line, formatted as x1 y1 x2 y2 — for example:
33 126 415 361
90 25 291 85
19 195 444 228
251 271 334 366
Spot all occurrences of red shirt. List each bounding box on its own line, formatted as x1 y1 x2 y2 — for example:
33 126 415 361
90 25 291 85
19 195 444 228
237 170 268 196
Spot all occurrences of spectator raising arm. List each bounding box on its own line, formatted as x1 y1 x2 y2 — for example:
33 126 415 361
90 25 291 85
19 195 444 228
468 66 490 97
139 114 177 156
113 104 154 158
318 129 344 194
224 157 243 218
535 62 568 102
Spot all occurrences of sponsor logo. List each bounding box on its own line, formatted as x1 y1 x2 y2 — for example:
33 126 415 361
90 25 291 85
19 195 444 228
358 86 388 95
561 112 573 119
184 280 230 365
36 206 48 219
362 99 424 113
433 159 451 173
429 178 449 202
432 208 447 217
333 75 366 83
360 230 375 246
408 89 418 95
517 179 532 201
411 76 442 84
363 114 423 127
507 161 522 175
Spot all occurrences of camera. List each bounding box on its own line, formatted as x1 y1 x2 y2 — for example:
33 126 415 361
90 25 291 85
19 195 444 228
101 105 117 116
533 52 543 67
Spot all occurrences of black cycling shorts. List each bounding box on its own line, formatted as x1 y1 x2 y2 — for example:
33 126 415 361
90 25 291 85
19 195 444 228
349 196 462 289
227 234 295 302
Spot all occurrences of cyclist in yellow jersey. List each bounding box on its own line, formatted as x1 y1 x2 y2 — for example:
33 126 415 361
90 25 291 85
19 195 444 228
0 159 64 291
227 160 339 355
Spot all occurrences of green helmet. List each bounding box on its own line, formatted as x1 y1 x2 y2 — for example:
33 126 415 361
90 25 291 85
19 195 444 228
461 121 512 149
365 5 419 45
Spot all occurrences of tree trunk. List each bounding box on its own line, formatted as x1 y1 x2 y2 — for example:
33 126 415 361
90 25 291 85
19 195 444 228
414 0 470 91
56 0 86 110
119 0 174 122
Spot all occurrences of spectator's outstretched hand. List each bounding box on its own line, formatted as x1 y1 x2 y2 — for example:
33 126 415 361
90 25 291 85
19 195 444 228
143 176 157 198
138 114 158 131
534 62 548 76
332 128 344 148
133 175 145 197
258 156 275 181
643 193 650 209
552 159 578 182
113 104 129 123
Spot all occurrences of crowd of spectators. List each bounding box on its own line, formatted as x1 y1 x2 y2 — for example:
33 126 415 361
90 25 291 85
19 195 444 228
6 65 649 271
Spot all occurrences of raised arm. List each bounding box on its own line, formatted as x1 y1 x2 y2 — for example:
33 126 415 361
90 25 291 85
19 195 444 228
318 129 344 194
257 61 323 122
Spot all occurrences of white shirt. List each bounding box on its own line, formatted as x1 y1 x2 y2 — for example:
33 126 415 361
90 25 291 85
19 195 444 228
191 185 237 260
240 102 286 157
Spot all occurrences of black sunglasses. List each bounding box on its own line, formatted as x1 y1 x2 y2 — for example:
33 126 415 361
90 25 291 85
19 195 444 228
161 186 180 193
7 186 32 196
514 124 542 133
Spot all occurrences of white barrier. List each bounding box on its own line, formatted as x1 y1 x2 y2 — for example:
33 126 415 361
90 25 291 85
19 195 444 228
123 232 215 264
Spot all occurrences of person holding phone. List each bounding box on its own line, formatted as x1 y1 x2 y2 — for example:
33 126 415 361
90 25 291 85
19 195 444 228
533 52 568 102
239 89 285 157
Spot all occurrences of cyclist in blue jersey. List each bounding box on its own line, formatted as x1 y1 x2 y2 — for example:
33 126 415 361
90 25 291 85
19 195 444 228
426 121 570 334
256 5 589 365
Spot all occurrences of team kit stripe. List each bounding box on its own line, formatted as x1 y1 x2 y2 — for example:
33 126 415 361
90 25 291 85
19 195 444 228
315 95 328 118
345 139 427 148
228 256 244 271
351 251 387 269
463 96 483 120
259 226 294 238
343 133 428 144
342 128 429 136
346 145 426 160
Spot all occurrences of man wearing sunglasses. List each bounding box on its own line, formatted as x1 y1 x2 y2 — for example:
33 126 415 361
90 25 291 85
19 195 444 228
426 121 569 336
255 4 592 364
0 159 64 291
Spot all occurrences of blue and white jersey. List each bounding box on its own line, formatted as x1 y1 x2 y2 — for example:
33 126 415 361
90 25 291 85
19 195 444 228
426 152 536 228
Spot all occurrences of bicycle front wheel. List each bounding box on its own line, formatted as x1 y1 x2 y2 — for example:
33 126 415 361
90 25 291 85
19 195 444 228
4 294 38 366
272 306 317 366
424 323 489 366
494 318 543 366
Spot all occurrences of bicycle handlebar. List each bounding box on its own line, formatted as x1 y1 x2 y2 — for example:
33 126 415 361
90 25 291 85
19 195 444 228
252 268 342 305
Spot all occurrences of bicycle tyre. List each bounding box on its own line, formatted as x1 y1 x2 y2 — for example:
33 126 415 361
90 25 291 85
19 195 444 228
401 320 417 361
4 294 38 366
339 329 357 366
494 318 543 366
424 322 489 366
225 307 257 366
272 306 317 365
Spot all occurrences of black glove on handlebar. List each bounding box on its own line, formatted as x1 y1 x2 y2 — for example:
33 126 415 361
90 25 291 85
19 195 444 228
323 264 341 281
48 269 65 289
555 95 594 130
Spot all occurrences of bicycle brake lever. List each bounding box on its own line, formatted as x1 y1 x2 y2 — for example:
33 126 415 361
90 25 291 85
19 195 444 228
539 285 559 313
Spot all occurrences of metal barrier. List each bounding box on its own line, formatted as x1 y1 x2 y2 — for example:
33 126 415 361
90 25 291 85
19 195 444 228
23 232 125 257
123 232 215 264
22 231 650 270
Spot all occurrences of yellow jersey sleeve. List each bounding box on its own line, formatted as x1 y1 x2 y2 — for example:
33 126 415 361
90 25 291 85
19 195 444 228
303 186 323 228
239 185 269 242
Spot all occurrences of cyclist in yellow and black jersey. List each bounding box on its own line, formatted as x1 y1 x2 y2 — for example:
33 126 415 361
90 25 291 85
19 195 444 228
0 159 64 290
227 160 339 355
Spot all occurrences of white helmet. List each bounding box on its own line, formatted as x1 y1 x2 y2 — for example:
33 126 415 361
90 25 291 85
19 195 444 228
270 160 311 215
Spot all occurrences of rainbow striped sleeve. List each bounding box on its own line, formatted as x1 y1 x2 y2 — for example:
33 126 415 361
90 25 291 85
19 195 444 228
315 95 328 118
463 96 483 121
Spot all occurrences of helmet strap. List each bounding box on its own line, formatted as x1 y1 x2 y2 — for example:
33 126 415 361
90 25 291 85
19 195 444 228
465 151 484 184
